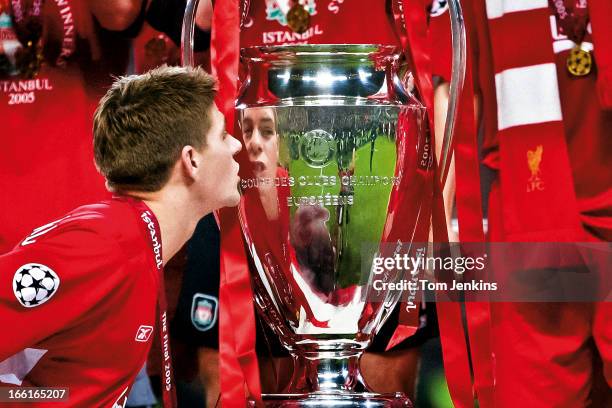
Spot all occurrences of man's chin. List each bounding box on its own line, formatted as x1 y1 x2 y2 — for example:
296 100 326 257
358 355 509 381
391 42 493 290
224 191 242 208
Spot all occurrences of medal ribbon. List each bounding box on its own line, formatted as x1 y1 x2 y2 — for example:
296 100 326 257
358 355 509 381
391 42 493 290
389 3 485 408
432 176 475 408
122 196 177 408
49 0 76 65
396 1 496 407
9 0 77 68
8 0 43 77
240 0 252 28
9 0 42 26
383 0 433 344
549 0 589 45
211 0 263 405
9 0 43 46
452 3 495 407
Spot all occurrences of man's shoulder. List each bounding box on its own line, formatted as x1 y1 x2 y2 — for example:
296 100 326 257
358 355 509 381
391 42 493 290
67 199 139 228
0 200 151 315
16 199 144 257
1 200 150 294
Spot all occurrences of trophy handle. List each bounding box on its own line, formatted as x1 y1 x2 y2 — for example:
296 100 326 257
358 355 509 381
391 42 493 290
439 0 467 186
181 0 199 67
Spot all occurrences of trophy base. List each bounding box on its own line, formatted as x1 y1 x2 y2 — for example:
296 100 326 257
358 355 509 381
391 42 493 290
253 392 412 407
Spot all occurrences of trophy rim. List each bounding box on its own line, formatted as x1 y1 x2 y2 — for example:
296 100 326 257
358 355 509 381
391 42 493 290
240 44 401 61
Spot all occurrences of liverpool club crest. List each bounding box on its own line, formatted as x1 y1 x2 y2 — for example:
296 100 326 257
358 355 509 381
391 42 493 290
191 293 218 332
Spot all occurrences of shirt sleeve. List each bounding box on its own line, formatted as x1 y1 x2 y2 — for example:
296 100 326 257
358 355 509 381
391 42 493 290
0 226 125 362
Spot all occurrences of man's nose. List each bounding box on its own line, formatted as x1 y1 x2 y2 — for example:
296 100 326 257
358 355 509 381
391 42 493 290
229 134 242 155
247 132 263 154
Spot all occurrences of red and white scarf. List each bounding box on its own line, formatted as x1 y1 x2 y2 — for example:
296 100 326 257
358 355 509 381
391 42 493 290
484 0 587 241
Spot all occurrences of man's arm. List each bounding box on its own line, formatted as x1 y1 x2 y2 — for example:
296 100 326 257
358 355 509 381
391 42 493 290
0 228 125 363
434 81 481 241
361 348 420 400
89 0 213 35
198 347 220 408
434 82 458 241
193 0 213 31
88 0 144 31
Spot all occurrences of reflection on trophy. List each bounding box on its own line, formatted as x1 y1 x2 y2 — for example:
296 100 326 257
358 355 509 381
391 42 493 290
235 44 431 407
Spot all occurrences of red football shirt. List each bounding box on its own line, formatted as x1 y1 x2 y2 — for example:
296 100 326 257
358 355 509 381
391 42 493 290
551 18 612 240
0 198 160 407
485 5 612 240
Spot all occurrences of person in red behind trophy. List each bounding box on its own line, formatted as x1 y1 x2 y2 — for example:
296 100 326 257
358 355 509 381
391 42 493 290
0 66 242 407
481 1 611 406
431 0 612 406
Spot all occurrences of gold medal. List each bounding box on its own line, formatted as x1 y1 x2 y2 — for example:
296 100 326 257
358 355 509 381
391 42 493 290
566 45 592 77
145 36 167 60
286 4 310 34
9 0 45 78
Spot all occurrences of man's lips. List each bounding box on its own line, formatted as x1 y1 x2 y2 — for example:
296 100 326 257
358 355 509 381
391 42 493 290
252 160 266 173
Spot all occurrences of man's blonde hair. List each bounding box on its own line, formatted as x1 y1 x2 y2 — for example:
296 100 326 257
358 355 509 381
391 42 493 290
93 65 217 192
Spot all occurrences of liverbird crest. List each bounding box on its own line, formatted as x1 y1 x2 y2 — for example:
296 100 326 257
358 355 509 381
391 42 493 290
527 145 543 179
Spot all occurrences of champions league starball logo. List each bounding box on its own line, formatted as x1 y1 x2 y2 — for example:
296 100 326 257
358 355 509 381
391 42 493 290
13 263 60 307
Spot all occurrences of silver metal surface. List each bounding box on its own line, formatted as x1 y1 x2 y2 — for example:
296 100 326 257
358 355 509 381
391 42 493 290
236 45 427 404
440 0 467 186
181 0 198 66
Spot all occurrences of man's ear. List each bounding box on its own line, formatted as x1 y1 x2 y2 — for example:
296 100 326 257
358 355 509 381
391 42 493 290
180 145 199 180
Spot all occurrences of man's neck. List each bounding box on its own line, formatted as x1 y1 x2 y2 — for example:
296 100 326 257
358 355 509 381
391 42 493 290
129 187 209 264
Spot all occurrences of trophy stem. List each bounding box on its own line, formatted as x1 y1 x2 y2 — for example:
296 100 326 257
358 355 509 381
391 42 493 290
285 350 369 394
259 349 412 407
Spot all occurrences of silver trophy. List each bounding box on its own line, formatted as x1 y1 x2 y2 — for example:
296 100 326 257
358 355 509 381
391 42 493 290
183 2 466 406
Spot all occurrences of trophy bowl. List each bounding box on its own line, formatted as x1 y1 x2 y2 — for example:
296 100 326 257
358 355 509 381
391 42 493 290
236 44 432 407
